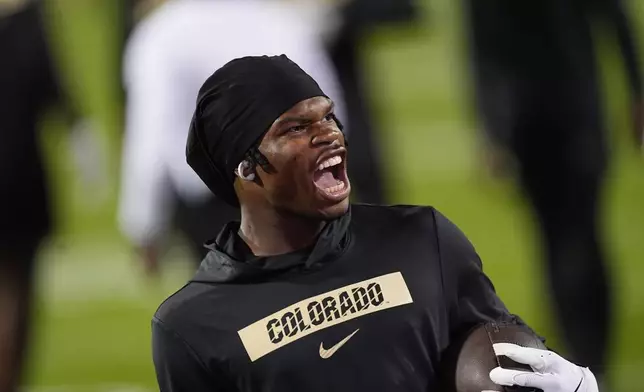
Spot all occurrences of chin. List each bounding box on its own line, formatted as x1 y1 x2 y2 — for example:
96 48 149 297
277 197 349 221
317 197 350 220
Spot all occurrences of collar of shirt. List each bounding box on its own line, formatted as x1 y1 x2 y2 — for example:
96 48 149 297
192 207 352 284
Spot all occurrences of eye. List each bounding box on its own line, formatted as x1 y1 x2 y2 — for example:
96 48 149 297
287 124 306 133
324 113 336 122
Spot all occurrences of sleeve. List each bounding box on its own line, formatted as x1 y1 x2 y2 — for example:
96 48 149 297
432 209 513 338
152 317 221 392
118 26 175 246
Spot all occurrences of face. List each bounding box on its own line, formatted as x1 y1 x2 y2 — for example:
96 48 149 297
249 96 350 220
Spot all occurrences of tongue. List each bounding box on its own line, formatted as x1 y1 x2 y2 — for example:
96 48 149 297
313 169 337 189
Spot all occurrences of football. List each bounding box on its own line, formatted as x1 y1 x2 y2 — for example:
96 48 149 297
440 320 547 392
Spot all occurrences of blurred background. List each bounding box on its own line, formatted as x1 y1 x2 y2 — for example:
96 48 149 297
1 0 643 391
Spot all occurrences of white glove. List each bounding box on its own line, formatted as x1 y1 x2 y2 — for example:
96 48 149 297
482 343 598 392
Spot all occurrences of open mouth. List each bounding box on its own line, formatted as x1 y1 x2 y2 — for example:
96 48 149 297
312 154 350 201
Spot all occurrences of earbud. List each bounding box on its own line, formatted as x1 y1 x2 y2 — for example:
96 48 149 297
236 160 256 181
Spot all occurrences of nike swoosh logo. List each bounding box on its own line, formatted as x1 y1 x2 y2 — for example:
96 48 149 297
319 329 360 359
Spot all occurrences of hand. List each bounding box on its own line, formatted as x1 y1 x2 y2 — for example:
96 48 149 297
138 245 160 278
481 343 598 392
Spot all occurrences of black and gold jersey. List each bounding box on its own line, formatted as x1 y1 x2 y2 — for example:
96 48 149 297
152 204 515 391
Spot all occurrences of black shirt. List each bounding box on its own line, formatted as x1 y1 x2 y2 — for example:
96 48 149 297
463 0 641 95
463 0 642 159
0 1 62 244
152 204 515 391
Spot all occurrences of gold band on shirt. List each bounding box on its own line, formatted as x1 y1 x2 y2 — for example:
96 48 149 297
238 272 414 362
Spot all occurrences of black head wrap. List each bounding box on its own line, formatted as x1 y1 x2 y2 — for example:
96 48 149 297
186 55 327 207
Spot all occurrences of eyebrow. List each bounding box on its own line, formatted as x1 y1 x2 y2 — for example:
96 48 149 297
275 100 335 127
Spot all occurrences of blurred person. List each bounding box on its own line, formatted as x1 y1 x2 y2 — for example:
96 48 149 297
151 54 600 392
119 0 346 275
117 0 165 102
121 0 164 36
462 0 643 384
323 0 420 204
0 0 93 390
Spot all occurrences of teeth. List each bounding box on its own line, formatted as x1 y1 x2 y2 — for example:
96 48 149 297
324 180 346 194
317 155 342 171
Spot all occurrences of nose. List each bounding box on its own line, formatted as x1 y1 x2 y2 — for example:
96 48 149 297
311 122 343 147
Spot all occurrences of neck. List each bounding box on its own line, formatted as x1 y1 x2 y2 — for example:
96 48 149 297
238 205 325 257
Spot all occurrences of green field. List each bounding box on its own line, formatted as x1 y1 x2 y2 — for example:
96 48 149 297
23 0 644 390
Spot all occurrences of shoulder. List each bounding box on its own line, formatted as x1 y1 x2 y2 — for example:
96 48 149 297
350 203 443 236
350 203 437 225
350 203 476 254
431 209 478 257
153 281 220 335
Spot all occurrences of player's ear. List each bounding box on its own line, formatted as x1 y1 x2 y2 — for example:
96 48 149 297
235 160 256 181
